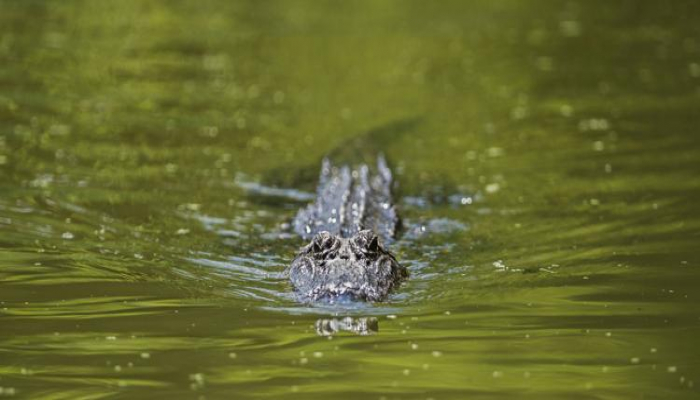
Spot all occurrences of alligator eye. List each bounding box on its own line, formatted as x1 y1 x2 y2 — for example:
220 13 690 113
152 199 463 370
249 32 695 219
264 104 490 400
355 230 379 253
312 231 337 252
367 235 379 252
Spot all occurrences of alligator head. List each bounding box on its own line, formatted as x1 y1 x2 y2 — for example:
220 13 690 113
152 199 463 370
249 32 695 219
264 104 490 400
288 230 407 302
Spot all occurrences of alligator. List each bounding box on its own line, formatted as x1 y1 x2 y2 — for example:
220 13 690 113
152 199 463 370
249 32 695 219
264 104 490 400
287 156 408 302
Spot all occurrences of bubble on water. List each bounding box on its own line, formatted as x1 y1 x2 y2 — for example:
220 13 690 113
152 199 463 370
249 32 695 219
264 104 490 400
536 56 553 72
492 371 503 378
630 357 641 364
203 54 227 71
30 174 54 188
140 352 150 359
228 352 237 359
411 343 419 350
106 336 117 340
273 91 285 104
313 352 323 358
667 366 677 373
189 373 205 390
688 63 700 78
247 84 260 99
487 147 504 157
61 232 74 240
183 203 201 212
431 351 443 357
249 136 271 150
45 31 66 49
493 260 507 271
560 20 582 37
560 104 574 117
48 124 71 136
485 183 500 194
511 106 527 120
175 228 190 235
579 118 610 131
402 369 411 376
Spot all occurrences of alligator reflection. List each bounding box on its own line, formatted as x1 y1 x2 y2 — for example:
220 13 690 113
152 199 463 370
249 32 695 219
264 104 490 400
315 317 379 336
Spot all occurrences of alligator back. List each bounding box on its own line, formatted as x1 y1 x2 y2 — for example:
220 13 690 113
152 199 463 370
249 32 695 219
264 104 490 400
292 156 398 243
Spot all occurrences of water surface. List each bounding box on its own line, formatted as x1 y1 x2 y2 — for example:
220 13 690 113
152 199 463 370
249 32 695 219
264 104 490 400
1 1 699 399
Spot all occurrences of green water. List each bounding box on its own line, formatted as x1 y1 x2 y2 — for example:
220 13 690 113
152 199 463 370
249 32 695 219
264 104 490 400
1 1 700 399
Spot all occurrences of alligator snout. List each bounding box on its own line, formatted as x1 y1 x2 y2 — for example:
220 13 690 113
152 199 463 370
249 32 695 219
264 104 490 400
338 246 352 260
288 229 407 301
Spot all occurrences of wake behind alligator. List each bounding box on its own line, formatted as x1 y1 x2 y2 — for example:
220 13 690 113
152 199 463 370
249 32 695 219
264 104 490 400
287 156 408 302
